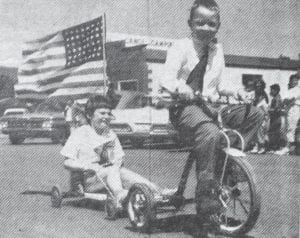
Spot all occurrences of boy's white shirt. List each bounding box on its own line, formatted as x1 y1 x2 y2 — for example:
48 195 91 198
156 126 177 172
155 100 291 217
159 37 236 101
61 124 125 168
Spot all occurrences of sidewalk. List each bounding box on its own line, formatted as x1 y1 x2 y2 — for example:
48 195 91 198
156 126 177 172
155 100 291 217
0 133 8 139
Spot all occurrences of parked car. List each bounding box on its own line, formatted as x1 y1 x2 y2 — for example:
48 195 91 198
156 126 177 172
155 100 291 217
0 99 70 145
3 108 29 116
0 97 33 116
295 119 300 155
111 91 178 148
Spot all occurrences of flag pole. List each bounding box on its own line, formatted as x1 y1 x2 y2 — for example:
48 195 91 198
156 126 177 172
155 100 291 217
102 13 108 96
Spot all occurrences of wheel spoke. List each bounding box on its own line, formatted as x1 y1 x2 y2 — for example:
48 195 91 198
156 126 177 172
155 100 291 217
233 198 236 215
237 197 249 215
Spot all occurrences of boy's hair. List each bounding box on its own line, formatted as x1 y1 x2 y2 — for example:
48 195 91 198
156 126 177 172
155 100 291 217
288 73 299 89
270 84 280 92
188 0 220 26
289 73 298 82
85 95 112 119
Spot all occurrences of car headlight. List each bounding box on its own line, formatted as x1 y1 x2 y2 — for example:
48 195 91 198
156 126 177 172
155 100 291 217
151 124 167 132
42 121 53 128
0 121 8 130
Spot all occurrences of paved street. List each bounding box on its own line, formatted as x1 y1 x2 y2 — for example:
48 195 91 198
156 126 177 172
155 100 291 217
0 136 298 238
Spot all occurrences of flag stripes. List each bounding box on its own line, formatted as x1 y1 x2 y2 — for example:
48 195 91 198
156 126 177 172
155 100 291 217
15 16 105 100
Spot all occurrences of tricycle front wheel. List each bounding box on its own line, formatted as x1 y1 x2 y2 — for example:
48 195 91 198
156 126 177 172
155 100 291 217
213 155 261 236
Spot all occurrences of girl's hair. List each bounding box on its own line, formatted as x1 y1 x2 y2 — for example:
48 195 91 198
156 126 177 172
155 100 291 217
254 79 269 105
188 0 220 25
85 95 112 120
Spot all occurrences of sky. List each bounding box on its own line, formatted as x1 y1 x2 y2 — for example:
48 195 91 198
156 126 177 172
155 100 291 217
0 0 299 66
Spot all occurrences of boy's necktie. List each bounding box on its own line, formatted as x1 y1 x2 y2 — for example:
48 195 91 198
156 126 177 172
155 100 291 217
186 46 209 93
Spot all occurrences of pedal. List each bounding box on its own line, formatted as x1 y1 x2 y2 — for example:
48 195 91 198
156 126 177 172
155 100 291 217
169 194 186 210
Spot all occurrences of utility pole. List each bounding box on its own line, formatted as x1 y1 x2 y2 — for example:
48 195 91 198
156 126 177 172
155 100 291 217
146 0 151 36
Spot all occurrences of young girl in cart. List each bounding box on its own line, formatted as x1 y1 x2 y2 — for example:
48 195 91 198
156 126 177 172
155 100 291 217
60 95 175 215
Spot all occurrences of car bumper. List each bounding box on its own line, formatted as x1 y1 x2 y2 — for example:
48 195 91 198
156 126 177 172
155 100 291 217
2 127 61 138
115 130 178 143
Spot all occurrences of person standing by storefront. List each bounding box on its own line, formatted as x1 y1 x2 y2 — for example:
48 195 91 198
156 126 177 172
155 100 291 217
64 99 74 132
275 74 300 155
268 84 283 151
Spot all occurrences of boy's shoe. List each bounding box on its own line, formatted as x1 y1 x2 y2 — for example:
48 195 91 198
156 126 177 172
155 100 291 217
161 188 178 196
196 180 226 217
274 147 290 155
169 192 186 210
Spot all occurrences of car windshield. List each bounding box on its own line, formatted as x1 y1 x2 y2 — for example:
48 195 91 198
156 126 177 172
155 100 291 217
35 100 64 113
116 91 156 109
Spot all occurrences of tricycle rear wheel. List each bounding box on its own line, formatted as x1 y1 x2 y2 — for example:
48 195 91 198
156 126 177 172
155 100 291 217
127 183 156 233
51 185 63 208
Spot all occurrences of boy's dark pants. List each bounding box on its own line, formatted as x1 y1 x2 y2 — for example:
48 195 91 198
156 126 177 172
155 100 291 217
269 114 284 150
174 104 263 216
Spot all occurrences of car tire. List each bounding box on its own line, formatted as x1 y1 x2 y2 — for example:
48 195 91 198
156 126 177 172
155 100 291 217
131 139 144 149
295 124 300 155
9 134 25 145
51 130 68 145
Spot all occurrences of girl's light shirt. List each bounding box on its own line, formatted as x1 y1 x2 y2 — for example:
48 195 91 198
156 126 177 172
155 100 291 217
160 38 234 101
237 88 255 104
284 84 300 105
256 98 269 120
61 124 125 165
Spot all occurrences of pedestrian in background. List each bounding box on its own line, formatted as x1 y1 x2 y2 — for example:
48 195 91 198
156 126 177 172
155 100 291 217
250 78 269 154
237 79 255 104
275 74 300 155
268 84 283 151
71 101 88 127
64 99 74 131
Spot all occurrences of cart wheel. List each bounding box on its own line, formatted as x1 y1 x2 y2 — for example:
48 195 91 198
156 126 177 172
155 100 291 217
51 185 63 208
213 156 261 236
105 195 119 220
127 183 156 233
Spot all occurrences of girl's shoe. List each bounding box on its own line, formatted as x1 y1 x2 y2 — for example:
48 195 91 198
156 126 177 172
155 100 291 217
250 144 258 154
274 147 290 155
257 147 266 154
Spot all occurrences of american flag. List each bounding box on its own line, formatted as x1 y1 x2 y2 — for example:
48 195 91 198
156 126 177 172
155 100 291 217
15 16 106 100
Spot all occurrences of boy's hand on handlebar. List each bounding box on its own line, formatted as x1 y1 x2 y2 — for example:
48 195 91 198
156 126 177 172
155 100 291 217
83 163 102 173
176 84 195 100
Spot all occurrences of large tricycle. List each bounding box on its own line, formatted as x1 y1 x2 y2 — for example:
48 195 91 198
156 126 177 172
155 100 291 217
51 101 260 236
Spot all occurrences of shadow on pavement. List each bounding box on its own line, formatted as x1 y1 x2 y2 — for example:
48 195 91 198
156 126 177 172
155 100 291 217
64 199 106 211
126 214 256 238
20 189 106 211
21 190 51 196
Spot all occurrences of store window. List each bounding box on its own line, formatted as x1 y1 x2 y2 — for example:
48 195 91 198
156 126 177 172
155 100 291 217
242 74 262 86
